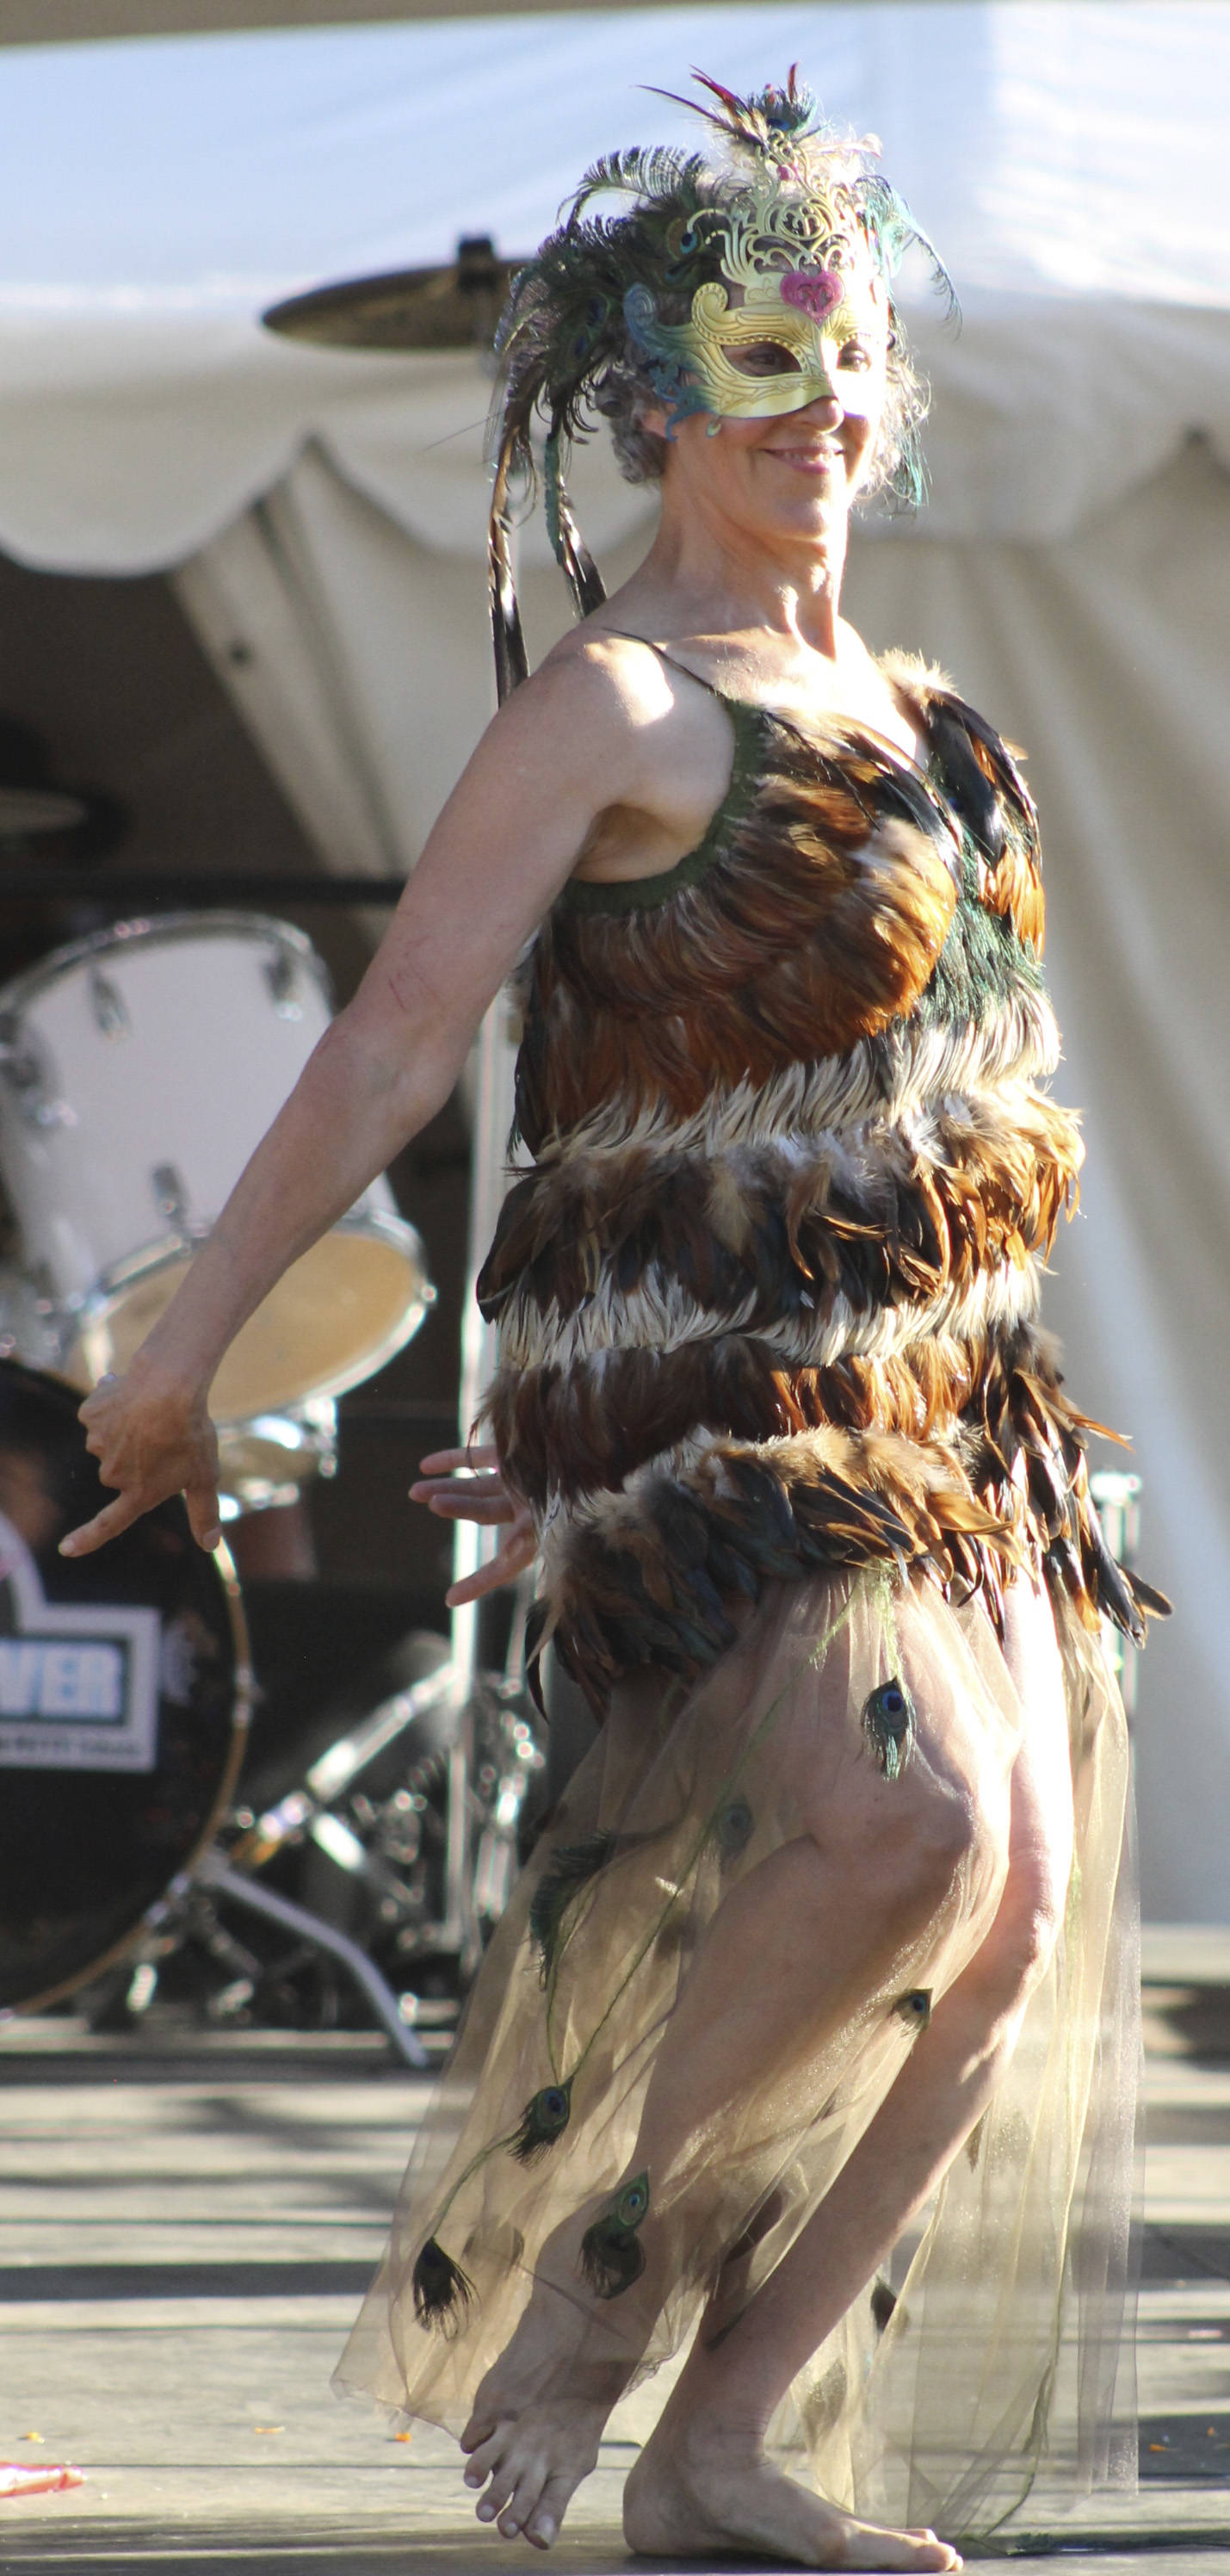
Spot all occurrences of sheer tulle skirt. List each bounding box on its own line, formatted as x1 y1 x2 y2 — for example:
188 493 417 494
337 1564 1138 2540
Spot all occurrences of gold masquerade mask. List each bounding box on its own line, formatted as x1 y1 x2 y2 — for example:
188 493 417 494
624 179 883 430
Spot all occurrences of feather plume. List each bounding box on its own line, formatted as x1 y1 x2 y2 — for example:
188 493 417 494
484 73 955 690
538 1423 1022 1710
528 1832 617 1984
862 1678 915 1780
411 2237 475 2338
510 2079 574 2164
578 2171 650 2299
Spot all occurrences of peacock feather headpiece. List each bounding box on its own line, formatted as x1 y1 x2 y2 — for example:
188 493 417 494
487 68 952 699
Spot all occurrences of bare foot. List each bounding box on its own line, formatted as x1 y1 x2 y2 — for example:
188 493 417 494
623 2415 962 2571
460 2233 638 2549
461 2392 609 2550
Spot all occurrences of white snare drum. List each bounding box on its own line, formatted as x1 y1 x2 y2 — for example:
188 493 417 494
217 1400 337 1519
0 914 434 1424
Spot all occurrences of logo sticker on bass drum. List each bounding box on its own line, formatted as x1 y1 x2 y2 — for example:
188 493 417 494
0 1512 159 1774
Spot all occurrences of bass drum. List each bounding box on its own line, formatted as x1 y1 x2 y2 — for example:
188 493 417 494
0 1359 252 2016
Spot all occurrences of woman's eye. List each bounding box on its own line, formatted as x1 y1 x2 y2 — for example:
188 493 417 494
730 341 802 378
837 343 873 371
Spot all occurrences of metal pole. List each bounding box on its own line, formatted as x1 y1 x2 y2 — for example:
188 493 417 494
441 996 521 1958
197 1852 430 2071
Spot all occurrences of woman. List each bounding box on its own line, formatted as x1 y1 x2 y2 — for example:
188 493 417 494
63 75 1153 2572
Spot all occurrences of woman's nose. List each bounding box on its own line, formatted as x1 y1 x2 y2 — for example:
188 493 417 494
797 385 843 425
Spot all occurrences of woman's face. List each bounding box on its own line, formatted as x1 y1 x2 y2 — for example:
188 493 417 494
645 268 891 548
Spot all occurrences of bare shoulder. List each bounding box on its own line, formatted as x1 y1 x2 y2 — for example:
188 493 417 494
529 621 706 741
533 622 738 826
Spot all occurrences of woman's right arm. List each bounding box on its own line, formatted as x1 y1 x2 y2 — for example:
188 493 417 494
60 647 664 1558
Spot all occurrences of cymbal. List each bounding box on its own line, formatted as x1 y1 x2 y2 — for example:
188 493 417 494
263 234 521 354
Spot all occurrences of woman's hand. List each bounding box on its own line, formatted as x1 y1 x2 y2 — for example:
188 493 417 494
59 1357 222 1559
411 1444 536 1607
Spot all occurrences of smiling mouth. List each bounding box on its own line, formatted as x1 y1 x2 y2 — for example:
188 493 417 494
763 447 843 473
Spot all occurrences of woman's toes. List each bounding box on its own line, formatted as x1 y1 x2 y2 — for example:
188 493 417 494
478 2457 526 2525
500 2457 550 2540
525 2473 572 2550
461 2427 505 2488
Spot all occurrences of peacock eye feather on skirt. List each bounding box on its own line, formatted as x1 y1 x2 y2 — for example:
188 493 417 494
578 2170 651 2299
411 2237 475 2337
713 1793 755 1859
510 2079 574 2164
862 1677 915 1780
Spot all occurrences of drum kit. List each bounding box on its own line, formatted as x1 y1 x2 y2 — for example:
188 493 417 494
0 907 545 2065
0 238 559 2059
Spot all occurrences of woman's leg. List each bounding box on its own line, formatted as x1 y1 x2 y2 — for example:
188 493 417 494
460 1582 1043 2555
624 1576 1072 2565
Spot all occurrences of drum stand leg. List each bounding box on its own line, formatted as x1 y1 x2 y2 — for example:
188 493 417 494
196 1851 430 2071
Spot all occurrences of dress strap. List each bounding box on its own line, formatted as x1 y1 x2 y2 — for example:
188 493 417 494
600 629 733 706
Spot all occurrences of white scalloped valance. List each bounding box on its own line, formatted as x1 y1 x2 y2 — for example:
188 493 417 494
0 3 1227 573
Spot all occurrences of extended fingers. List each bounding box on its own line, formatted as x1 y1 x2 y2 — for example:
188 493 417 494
417 1444 499 1476
59 1493 147 1558
411 1473 514 1523
185 1479 223 1552
445 1526 537 1607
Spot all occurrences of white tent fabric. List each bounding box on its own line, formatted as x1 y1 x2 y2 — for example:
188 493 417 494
0 8 1227 1916
0 6 1227 567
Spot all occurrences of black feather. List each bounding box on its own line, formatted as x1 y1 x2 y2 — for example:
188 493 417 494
411 2236 475 2338
1127 1570 1171 1620
926 703 1004 865
870 2277 898 2331
528 1832 616 1984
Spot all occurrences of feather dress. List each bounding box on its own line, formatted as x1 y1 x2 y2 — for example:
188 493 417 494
337 653 1145 2536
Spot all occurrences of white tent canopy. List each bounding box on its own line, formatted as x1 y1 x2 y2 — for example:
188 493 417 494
0 6 1227 1917
0 4 1227 567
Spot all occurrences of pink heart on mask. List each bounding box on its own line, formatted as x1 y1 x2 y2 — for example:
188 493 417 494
780 268 844 324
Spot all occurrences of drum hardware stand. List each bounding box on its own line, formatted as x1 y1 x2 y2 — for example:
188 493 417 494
189 1663 457 2065
194 1647 541 2061
208 1000 528 2045
194 1851 431 2070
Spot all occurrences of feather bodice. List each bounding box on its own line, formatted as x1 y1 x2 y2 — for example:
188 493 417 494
478 653 1148 1704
